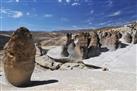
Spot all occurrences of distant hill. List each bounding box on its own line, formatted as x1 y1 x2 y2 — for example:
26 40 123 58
0 21 136 47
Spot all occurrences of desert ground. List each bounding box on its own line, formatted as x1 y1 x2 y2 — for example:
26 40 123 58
0 22 137 91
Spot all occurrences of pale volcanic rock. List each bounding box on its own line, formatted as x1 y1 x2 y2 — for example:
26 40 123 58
100 32 119 51
67 42 83 61
35 55 61 70
87 31 101 58
60 62 86 70
76 32 89 47
132 30 137 44
74 32 90 59
47 46 83 63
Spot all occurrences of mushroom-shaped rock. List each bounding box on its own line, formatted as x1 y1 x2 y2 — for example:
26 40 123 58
3 27 36 87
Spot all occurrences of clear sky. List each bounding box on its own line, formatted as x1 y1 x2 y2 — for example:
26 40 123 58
0 0 137 31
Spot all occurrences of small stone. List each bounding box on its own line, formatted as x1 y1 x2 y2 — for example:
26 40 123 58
102 67 109 71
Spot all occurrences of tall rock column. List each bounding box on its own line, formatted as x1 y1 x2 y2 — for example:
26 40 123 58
3 27 36 87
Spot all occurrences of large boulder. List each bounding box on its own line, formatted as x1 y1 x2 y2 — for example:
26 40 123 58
35 55 61 70
3 27 36 87
35 54 89 70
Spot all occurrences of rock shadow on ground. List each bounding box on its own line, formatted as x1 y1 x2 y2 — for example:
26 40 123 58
18 79 58 88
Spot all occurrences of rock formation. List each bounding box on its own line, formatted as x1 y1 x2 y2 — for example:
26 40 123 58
87 31 101 58
67 39 82 61
100 31 119 51
35 55 61 70
3 27 36 87
123 32 132 43
132 30 137 44
61 33 83 61
61 33 72 57
74 32 90 59
116 31 122 39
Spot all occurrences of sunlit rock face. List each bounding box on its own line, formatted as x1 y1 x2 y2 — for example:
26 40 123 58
61 33 83 61
74 32 90 59
99 31 119 51
132 30 137 44
123 32 132 43
87 31 101 58
120 23 137 44
3 27 36 87
131 24 137 44
62 32 101 59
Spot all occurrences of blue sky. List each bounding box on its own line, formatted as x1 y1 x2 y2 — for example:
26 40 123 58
0 0 137 31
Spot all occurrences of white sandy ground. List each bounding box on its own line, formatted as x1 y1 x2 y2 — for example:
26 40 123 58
83 44 137 73
0 44 137 91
